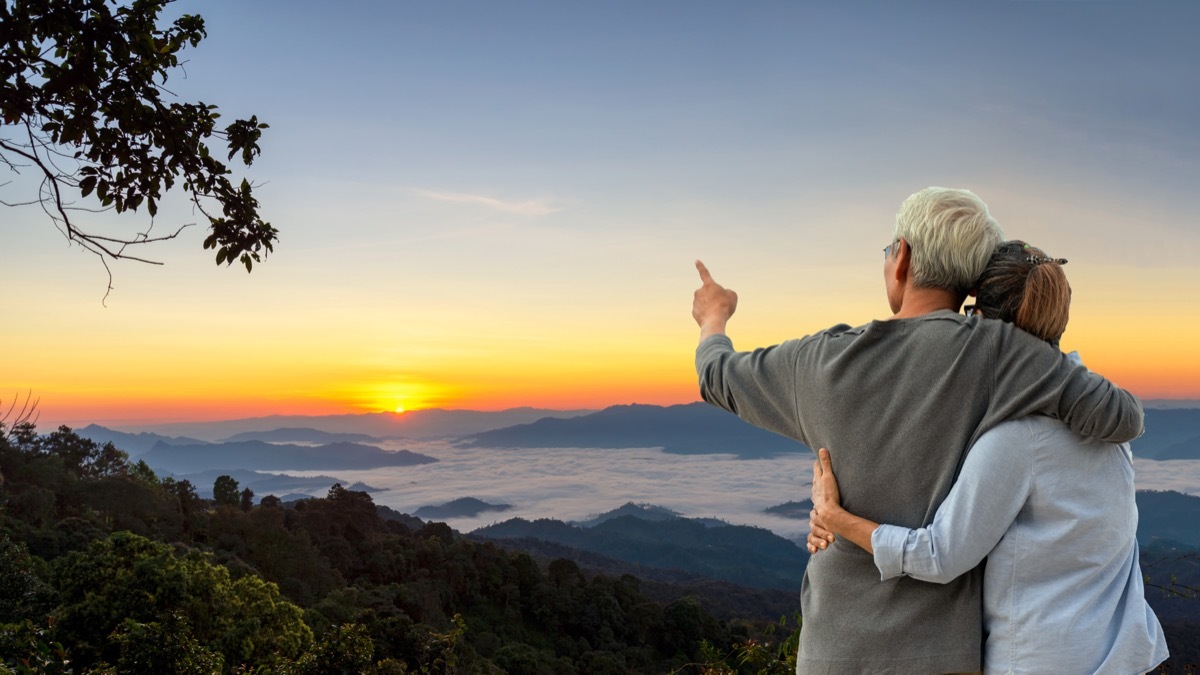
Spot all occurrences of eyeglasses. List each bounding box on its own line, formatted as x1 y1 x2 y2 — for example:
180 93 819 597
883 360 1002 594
883 240 900 258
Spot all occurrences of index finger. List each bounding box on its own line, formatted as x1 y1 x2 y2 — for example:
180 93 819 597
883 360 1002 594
695 259 714 284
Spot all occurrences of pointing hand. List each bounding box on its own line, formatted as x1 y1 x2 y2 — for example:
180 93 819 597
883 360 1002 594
692 260 738 338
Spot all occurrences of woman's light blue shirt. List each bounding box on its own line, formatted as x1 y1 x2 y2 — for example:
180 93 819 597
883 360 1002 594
871 414 1169 674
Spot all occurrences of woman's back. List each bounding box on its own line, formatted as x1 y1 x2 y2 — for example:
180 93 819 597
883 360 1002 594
974 415 1167 673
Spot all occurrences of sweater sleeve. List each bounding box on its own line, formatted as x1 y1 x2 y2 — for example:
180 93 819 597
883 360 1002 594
987 323 1143 443
873 421 1034 582
695 334 803 441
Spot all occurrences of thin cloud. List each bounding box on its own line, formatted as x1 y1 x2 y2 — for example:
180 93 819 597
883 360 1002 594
415 189 561 217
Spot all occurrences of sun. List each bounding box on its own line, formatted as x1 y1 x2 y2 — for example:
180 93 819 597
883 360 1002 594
341 380 458 416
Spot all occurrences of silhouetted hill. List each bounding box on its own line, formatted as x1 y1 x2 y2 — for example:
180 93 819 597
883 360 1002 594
461 402 809 457
413 497 512 519
76 424 208 456
763 500 814 519
222 427 380 444
119 407 595 442
1131 409 1200 460
1137 490 1200 549
575 502 683 527
141 440 437 473
472 513 809 590
376 504 425 531
575 502 729 528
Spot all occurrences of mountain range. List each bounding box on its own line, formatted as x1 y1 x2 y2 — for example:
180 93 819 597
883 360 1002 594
457 405 1200 460
222 428 380 445
77 424 209 455
89 404 1200 461
1129 409 1200 460
139 440 438 473
461 402 808 457
472 504 811 590
118 407 594 442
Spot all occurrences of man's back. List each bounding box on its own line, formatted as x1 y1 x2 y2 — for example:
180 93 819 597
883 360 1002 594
696 310 1143 674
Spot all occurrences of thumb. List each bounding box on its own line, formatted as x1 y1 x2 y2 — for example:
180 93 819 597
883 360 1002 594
819 447 833 473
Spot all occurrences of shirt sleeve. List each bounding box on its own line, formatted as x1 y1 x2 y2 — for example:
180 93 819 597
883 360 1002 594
872 420 1035 583
695 334 804 440
987 323 1143 443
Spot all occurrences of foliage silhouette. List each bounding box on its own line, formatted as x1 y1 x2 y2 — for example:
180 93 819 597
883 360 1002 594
0 0 275 279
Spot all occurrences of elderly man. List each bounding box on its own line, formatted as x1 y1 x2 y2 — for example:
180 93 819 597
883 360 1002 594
692 187 1144 674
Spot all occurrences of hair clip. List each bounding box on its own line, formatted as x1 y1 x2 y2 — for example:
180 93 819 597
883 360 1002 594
1026 255 1068 266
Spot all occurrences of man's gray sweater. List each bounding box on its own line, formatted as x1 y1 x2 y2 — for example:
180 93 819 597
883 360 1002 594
695 310 1144 674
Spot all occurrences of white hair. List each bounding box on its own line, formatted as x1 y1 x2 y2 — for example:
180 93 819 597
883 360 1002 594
893 187 1005 295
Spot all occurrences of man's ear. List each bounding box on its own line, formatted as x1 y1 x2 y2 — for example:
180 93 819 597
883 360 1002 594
893 238 911 282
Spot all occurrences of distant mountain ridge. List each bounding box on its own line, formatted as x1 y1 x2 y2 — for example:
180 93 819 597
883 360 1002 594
83 406 1200 462
1144 400 1200 410
1133 410 1200 460
221 428 380 444
461 402 809 457
117 407 595 442
141 440 437 473
76 424 208 456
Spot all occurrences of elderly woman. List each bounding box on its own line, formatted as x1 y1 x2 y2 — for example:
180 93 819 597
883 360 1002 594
808 241 1169 674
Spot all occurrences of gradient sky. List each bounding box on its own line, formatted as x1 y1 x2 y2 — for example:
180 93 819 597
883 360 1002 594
4 1 1199 427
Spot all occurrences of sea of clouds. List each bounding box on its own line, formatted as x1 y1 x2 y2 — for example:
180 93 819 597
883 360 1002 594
285 440 1200 543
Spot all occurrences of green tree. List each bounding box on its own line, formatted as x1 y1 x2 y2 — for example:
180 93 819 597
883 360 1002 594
212 475 239 508
0 620 72 674
53 531 312 669
110 612 225 674
290 623 375 675
0 0 275 273
0 536 52 623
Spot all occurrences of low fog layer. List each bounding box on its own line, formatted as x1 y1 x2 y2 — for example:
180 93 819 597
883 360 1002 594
283 441 1200 543
292 441 813 539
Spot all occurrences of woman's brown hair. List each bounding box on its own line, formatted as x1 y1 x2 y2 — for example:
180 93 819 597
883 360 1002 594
971 240 1070 345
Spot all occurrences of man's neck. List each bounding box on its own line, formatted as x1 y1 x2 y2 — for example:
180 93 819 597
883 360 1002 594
891 286 963 319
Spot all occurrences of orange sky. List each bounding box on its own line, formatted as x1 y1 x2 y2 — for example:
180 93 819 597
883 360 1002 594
4 3 1199 429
